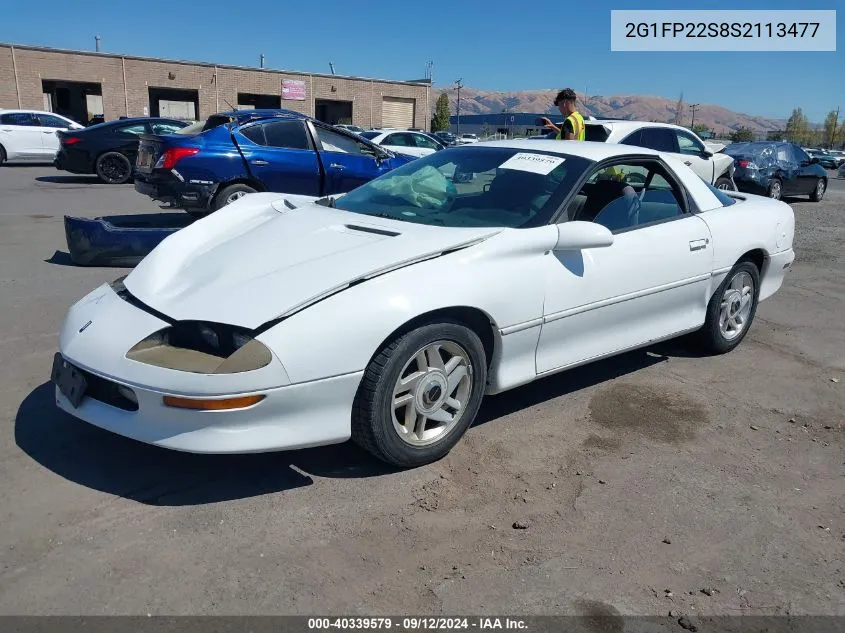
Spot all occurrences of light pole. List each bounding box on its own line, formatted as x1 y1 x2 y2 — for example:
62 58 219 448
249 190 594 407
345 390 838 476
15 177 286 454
689 103 700 129
454 79 463 136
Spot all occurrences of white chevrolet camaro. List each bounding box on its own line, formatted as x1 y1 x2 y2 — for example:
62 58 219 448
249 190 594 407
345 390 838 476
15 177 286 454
53 140 795 468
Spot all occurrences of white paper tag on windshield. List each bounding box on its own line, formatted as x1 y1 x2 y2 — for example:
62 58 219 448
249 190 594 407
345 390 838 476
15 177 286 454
499 152 565 175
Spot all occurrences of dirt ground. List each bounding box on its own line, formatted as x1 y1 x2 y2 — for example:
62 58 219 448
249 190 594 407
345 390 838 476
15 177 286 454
0 166 843 619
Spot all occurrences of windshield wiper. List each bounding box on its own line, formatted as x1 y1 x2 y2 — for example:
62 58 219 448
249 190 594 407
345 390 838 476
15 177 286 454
315 196 337 208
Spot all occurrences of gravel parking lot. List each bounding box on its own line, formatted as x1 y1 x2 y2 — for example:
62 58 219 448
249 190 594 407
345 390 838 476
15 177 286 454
1 165 843 619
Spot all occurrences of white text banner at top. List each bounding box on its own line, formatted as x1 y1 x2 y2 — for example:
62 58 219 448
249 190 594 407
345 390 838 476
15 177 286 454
610 10 836 52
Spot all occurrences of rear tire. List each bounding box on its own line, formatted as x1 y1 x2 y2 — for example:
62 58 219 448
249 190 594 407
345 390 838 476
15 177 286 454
809 178 826 202
0 144 6 166
212 183 257 210
767 178 782 200
697 260 760 355
351 320 488 468
95 151 132 184
714 176 736 191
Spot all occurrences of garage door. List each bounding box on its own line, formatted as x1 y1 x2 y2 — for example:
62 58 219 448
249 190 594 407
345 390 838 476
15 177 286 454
382 97 415 129
158 100 196 120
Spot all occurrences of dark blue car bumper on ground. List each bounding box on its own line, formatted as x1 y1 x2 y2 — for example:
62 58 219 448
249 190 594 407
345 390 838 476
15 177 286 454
64 213 197 266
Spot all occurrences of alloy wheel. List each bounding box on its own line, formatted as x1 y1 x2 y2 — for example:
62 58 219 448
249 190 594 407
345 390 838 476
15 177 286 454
719 271 755 341
391 341 473 447
226 191 248 204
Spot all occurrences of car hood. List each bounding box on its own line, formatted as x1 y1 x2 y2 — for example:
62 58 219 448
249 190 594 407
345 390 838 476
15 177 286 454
123 193 501 330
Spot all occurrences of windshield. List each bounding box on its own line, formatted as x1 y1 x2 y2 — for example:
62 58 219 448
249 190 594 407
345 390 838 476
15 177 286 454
330 146 592 229
359 131 381 140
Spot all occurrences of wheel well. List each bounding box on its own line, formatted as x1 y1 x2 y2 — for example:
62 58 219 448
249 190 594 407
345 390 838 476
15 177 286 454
218 178 265 193
739 248 766 273
375 307 498 368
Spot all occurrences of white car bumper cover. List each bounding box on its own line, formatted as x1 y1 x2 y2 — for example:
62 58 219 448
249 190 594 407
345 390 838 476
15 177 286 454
55 283 360 453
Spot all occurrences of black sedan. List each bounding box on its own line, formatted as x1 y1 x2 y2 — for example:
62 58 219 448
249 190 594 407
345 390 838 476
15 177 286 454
722 141 828 201
55 117 189 184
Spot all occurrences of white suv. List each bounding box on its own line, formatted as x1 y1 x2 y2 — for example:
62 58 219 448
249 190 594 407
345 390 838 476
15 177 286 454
538 119 737 190
0 109 83 165
588 120 737 190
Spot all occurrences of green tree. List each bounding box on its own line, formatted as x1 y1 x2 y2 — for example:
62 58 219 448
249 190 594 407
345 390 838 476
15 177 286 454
822 110 838 147
432 93 451 132
480 123 492 139
784 107 809 145
835 122 845 149
730 126 755 142
691 123 710 137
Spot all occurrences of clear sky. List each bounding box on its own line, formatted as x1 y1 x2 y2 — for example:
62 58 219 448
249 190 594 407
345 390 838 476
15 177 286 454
2 0 842 122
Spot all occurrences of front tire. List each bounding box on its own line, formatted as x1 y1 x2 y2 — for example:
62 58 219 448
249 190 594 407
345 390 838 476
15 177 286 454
809 177 826 202
698 261 760 354
0 144 6 166
212 183 257 210
352 321 488 468
95 151 132 184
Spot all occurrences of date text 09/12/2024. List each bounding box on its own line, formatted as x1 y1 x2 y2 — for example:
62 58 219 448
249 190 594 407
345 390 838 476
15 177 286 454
307 618 527 630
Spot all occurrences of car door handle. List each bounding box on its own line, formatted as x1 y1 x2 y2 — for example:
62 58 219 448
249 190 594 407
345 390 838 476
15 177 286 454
689 238 708 251
42 130 55 134
250 159 268 166
329 163 345 170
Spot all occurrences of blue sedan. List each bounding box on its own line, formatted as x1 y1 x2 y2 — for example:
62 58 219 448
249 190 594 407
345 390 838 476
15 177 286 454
133 109 415 214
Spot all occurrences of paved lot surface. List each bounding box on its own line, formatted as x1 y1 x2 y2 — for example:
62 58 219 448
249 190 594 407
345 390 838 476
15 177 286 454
1 165 843 618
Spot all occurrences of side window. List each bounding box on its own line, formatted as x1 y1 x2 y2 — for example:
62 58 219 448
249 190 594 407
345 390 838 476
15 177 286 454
37 114 72 128
573 161 685 232
240 123 267 145
791 144 810 164
151 122 186 134
776 144 792 163
0 112 38 126
676 131 705 156
315 127 374 156
262 121 310 150
413 133 441 150
639 128 676 152
115 123 147 135
383 133 412 147
619 129 642 147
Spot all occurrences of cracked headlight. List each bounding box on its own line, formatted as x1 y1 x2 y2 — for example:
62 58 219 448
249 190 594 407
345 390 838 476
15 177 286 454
126 321 273 374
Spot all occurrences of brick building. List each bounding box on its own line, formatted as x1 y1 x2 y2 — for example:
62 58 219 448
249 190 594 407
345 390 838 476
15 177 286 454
0 43 431 130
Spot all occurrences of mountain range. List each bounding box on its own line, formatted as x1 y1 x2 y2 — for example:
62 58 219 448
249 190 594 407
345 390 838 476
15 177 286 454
435 87 786 135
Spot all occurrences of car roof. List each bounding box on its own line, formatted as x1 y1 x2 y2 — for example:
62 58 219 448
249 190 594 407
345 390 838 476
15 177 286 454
586 119 697 134
474 139 661 161
213 108 310 124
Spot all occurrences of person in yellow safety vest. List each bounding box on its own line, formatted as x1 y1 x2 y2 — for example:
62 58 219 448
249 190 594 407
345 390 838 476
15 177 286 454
539 88 585 140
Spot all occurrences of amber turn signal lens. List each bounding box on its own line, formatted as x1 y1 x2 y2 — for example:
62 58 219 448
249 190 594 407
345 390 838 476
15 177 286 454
162 394 265 410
